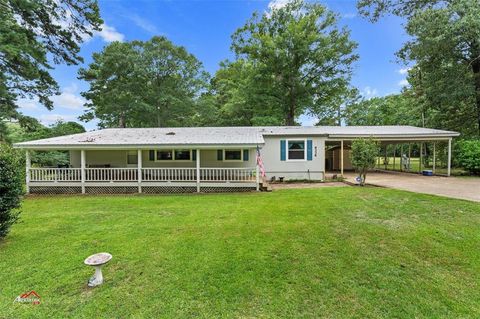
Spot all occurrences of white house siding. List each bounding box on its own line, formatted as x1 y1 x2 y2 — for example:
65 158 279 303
260 136 325 180
69 149 257 168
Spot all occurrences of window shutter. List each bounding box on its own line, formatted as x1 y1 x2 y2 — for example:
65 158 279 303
280 140 286 161
307 140 313 161
149 150 155 161
217 150 223 161
243 149 249 161
192 150 196 161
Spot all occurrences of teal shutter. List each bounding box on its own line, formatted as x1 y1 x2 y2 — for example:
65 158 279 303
280 140 286 161
307 140 313 161
192 150 196 161
149 150 155 161
217 150 223 161
243 149 249 161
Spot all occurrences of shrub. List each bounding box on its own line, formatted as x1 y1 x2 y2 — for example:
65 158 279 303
0 144 23 239
457 140 480 175
351 138 379 186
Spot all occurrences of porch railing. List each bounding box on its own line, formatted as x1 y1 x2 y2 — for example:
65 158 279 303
29 167 256 183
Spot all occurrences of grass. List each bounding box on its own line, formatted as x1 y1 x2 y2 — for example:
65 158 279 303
375 157 467 175
1 187 480 318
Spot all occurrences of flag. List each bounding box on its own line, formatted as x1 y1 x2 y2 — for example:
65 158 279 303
256 146 266 177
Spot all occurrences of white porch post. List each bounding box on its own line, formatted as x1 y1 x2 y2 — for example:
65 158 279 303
81 150 86 194
25 150 31 194
432 142 436 174
419 142 423 173
340 140 344 176
196 149 200 193
447 138 452 177
137 150 142 193
256 164 260 191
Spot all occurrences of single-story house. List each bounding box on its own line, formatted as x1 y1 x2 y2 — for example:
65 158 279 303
13 126 459 194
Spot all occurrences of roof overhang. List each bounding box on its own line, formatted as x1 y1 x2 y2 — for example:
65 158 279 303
13 143 264 150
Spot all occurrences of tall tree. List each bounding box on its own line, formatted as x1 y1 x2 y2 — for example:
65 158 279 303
358 0 480 136
0 0 102 127
79 36 208 128
231 0 358 125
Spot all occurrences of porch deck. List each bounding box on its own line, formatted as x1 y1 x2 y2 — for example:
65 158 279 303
27 167 259 194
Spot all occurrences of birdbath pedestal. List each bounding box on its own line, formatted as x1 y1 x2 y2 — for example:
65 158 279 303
84 252 112 287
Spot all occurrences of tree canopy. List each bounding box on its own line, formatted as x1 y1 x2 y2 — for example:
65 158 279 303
358 0 480 137
79 36 208 128
228 0 358 125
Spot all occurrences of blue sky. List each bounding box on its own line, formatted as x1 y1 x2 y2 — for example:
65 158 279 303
18 0 410 130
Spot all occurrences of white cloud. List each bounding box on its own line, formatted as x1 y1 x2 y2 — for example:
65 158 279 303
361 86 378 98
342 13 356 19
398 79 409 87
17 98 40 110
97 23 125 42
51 83 86 110
398 67 410 75
128 14 158 34
268 0 291 11
39 114 76 125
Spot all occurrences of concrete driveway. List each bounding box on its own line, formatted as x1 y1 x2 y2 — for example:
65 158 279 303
344 172 480 202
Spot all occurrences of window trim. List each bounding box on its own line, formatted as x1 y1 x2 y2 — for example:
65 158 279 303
286 139 307 162
154 149 193 162
223 149 243 162
126 150 138 166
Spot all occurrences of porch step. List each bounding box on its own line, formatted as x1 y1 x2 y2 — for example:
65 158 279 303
259 179 272 192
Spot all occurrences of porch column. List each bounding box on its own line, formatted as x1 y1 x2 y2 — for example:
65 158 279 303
196 149 200 193
432 142 436 174
137 150 142 193
447 138 452 177
340 140 344 176
81 150 86 194
25 150 31 194
256 163 260 191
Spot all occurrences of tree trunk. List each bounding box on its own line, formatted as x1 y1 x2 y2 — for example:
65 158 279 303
471 59 480 136
118 112 126 128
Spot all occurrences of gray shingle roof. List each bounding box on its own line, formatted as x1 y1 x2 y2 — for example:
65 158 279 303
13 126 459 149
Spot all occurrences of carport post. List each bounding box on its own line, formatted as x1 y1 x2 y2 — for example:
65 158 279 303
196 149 201 192
419 143 423 173
393 145 396 171
432 142 436 174
81 150 86 194
447 138 452 176
408 144 411 171
340 140 344 176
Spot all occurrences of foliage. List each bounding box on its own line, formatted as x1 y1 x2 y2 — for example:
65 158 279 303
230 0 358 125
357 0 480 137
351 138 379 185
1 189 480 317
457 139 480 175
79 36 208 128
6 118 85 167
345 93 423 126
0 144 23 239
0 0 102 131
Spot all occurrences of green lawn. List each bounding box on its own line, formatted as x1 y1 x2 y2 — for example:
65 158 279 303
1 188 480 318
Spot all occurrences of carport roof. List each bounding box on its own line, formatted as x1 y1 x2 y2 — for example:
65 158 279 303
13 125 459 149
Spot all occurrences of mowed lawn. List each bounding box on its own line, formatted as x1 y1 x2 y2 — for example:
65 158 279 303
1 187 480 318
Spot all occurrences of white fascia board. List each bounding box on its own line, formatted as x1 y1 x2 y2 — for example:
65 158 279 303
13 143 265 150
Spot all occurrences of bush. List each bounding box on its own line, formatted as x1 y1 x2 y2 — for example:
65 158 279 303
0 144 23 239
457 140 480 175
351 138 379 186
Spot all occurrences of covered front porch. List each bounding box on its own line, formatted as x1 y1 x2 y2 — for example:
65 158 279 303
25 148 261 194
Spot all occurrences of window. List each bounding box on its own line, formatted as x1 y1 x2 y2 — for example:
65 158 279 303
127 151 138 164
224 149 242 161
156 150 173 161
174 149 191 161
288 140 305 160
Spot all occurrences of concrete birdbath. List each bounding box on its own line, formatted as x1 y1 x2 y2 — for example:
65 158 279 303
84 252 112 287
